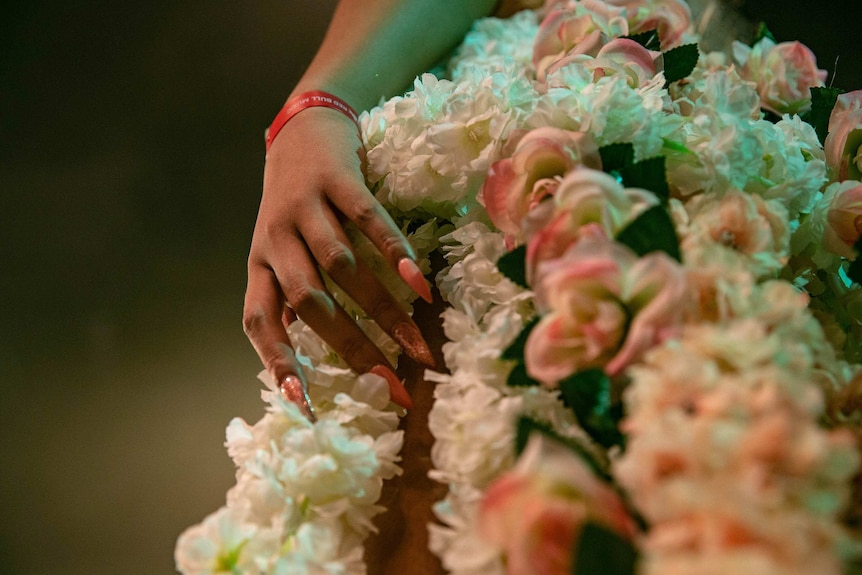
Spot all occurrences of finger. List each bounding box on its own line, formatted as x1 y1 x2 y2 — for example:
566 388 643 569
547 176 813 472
271 235 413 408
328 180 432 303
243 265 316 421
281 303 297 332
298 204 434 367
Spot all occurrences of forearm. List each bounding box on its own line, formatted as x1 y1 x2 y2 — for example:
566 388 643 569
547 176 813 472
291 0 499 110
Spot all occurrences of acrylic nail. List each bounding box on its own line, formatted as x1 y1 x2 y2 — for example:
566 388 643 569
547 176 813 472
397 258 433 304
369 364 413 410
280 375 317 423
392 321 435 367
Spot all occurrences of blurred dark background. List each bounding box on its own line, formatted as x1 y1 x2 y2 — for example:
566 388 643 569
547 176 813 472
0 1 858 573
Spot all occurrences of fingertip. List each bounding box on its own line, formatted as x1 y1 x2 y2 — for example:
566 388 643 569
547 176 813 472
398 258 433 304
279 374 317 423
369 365 413 410
392 321 435 368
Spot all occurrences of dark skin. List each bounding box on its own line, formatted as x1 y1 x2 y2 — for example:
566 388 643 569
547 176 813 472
244 0 499 409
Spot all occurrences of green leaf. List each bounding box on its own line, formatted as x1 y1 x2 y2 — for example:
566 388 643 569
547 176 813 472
573 522 638 575
501 317 540 360
624 29 661 52
616 205 681 262
515 417 610 481
848 237 862 285
662 43 699 85
507 362 541 387
559 369 625 449
599 142 635 174
753 22 776 44
803 86 844 144
660 137 694 155
497 244 528 288
618 156 670 204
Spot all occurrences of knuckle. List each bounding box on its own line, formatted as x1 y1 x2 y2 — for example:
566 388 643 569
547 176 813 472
336 335 368 366
378 233 405 258
350 199 378 227
319 244 355 276
241 306 268 339
286 285 321 316
261 217 292 244
367 296 397 321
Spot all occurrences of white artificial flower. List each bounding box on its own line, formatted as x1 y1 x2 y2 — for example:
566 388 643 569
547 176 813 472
665 70 764 196
271 520 366 575
365 67 536 218
429 485 505 575
428 380 522 487
530 70 668 159
274 420 384 507
438 222 531 320
449 10 540 80
175 506 281 575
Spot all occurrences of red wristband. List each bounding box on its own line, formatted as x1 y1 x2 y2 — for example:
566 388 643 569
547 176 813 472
265 90 360 152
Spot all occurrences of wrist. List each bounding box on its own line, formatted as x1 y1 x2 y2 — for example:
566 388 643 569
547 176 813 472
265 90 361 153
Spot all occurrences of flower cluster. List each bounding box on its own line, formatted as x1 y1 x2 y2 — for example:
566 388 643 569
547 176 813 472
615 282 859 574
175 225 439 574
410 1 862 573
175 352 406 574
179 1 862 573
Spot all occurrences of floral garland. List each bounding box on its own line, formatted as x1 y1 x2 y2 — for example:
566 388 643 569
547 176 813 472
177 1 862 573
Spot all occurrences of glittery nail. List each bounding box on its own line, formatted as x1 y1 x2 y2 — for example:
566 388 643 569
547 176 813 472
392 321 435 367
280 375 317 422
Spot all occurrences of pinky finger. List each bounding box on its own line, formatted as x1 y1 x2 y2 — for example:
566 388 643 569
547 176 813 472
243 265 316 422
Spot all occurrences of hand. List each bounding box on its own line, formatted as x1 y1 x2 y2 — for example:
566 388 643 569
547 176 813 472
243 107 434 416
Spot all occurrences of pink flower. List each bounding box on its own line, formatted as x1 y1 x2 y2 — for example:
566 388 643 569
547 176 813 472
480 129 601 239
733 38 827 116
524 168 658 284
526 234 686 383
533 1 629 81
681 190 790 277
605 0 693 50
545 37 659 88
824 90 862 182
823 180 862 259
478 434 636 575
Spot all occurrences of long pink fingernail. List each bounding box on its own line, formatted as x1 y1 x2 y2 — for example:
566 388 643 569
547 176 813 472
280 375 317 422
369 365 413 410
398 258 432 304
392 321 435 367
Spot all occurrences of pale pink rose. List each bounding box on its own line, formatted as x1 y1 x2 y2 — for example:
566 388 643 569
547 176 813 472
823 180 862 259
480 129 601 239
682 190 790 277
525 234 686 383
605 0 692 49
524 168 658 283
588 37 659 86
478 434 636 575
533 1 629 81
544 37 659 88
733 38 827 116
824 90 862 182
